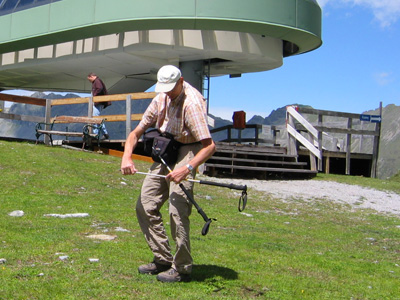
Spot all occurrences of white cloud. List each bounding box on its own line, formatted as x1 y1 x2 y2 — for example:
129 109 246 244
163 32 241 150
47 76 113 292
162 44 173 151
317 0 330 8
318 0 400 27
373 72 393 86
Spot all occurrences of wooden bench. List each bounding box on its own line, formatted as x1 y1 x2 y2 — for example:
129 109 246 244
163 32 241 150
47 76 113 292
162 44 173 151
35 116 106 147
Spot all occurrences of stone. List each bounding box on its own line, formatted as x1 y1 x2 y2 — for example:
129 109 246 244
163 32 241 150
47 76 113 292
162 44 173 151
86 234 117 241
8 210 24 217
44 213 89 218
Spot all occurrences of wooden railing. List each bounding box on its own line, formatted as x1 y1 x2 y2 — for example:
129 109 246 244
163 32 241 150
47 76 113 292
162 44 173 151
0 93 46 124
0 92 156 144
286 105 382 177
210 124 280 145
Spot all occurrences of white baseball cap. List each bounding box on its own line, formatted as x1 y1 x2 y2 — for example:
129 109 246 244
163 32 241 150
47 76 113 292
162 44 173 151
155 65 182 93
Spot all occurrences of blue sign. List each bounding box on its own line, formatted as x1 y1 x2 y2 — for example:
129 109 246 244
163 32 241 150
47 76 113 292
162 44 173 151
370 115 382 123
360 114 381 123
360 114 370 122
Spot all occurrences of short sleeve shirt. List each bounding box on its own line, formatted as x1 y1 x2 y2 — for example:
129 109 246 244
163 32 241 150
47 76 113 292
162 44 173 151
138 82 211 144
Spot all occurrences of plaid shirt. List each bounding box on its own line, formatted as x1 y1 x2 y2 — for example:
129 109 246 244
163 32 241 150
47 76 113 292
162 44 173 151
139 82 211 144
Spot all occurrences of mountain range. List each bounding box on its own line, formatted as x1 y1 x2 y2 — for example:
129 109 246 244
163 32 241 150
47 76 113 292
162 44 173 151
0 93 398 179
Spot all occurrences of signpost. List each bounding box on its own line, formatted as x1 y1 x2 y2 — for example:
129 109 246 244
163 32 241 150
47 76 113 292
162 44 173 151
360 101 382 178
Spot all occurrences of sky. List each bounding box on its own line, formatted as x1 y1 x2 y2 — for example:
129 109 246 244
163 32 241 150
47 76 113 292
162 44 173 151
209 0 400 120
3 0 400 122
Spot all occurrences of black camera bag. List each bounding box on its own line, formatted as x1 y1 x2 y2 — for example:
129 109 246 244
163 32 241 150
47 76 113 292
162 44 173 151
143 129 182 165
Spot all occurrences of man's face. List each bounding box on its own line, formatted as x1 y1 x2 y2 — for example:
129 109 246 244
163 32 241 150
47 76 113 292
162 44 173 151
166 78 183 99
87 75 95 83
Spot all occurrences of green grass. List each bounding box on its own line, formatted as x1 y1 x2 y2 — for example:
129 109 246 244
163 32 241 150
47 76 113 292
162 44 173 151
1 141 400 299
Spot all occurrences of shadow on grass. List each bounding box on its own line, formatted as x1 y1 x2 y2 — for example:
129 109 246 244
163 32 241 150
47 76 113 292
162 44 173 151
191 264 238 282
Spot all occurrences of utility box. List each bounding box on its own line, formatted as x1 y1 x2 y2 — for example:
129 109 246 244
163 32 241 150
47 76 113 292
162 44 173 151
232 111 246 129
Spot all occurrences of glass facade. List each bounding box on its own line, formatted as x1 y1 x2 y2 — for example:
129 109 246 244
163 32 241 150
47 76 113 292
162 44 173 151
0 0 62 16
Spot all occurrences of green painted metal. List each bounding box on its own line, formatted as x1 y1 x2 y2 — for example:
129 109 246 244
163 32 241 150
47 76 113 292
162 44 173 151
0 0 322 55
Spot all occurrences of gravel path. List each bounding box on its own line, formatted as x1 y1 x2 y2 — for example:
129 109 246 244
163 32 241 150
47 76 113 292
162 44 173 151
202 177 400 217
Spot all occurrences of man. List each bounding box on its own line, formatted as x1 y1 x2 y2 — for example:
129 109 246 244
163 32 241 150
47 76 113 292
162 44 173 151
87 72 110 139
120 65 216 282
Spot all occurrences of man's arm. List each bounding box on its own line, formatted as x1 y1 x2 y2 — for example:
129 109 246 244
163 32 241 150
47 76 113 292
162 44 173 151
166 138 216 183
120 126 146 175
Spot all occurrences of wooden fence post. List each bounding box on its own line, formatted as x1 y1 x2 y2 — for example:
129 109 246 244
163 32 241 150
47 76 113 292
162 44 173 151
44 99 52 145
271 126 277 146
359 121 364 153
88 96 93 117
371 102 382 178
317 114 323 171
286 110 298 157
254 125 260 145
308 131 317 171
345 118 352 175
126 95 132 138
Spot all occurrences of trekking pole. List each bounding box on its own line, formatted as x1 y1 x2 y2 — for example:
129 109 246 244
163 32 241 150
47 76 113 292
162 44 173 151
193 178 247 212
134 171 247 212
155 154 216 236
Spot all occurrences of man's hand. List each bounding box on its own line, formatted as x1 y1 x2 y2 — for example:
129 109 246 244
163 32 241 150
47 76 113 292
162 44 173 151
120 126 144 175
121 157 137 175
166 165 191 184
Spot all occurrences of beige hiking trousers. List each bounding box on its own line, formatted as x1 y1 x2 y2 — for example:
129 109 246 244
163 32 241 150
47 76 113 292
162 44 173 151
136 142 202 274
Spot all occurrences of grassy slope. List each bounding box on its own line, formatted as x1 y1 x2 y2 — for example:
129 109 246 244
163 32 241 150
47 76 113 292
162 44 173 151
1 141 400 300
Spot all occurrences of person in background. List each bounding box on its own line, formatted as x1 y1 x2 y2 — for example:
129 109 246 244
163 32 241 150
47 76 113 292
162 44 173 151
120 65 216 283
87 72 110 139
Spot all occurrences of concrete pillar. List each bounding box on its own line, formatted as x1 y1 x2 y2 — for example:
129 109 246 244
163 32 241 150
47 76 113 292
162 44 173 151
179 61 204 93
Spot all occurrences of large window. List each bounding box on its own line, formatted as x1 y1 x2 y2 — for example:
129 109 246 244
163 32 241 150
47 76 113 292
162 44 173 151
0 0 62 16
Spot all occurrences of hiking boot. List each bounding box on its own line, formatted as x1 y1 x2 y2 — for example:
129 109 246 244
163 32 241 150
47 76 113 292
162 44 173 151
156 268 191 283
138 261 171 275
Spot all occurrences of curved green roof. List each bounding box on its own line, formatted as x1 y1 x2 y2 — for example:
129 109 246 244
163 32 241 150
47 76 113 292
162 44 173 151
0 0 322 55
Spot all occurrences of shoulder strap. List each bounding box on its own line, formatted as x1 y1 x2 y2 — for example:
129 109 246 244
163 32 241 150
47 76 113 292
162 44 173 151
157 94 168 129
